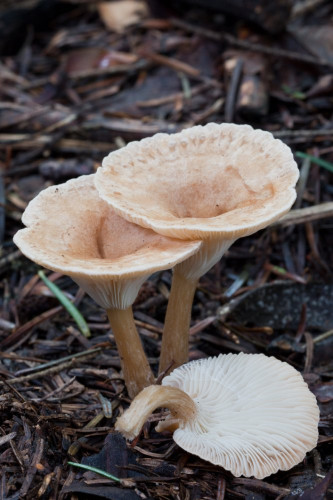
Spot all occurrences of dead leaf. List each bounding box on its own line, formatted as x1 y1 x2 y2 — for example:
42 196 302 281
305 74 333 98
312 383 333 403
64 48 138 77
291 25 333 64
61 481 142 499
97 1 148 33
82 433 143 479
293 466 333 500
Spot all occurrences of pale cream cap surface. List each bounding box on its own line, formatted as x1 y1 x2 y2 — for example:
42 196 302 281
96 123 299 240
13 175 201 308
162 353 319 479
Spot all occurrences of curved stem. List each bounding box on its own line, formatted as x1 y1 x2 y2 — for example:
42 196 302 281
159 269 198 375
107 307 155 399
115 385 197 440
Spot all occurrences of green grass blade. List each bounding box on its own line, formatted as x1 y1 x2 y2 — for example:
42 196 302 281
295 152 333 174
67 461 121 482
38 270 91 338
270 265 287 275
281 85 305 100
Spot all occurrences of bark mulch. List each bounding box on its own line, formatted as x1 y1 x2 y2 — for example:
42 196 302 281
0 0 333 498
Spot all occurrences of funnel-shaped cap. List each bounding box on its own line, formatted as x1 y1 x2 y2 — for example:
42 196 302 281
14 174 201 309
96 123 299 241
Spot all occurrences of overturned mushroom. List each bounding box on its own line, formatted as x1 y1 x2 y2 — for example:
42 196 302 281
95 123 299 373
13 174 201 398
116 353 319 479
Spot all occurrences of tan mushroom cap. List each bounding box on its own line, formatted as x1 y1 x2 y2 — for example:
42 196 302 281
96 123 299 241
13 174 201 309
161 353 319 479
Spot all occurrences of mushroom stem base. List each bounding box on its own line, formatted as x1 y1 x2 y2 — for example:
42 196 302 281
107 307 155 399
115 385 197 440
159 270 198 375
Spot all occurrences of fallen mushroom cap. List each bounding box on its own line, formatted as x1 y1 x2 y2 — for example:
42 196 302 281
95 123 299 241
116 353 319 479
13 174 201 310
162 354 319 478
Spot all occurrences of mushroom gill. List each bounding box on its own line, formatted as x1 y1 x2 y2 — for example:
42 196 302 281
116 353 319 479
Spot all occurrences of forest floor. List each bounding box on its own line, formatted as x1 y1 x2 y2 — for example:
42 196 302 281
0 0 333 498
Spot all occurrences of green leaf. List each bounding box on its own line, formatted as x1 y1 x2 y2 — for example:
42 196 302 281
38 270 91 338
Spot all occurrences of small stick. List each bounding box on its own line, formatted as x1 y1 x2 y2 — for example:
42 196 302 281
272 202 333 227
0 348 102 386
171 18 331 67
225 59 243 122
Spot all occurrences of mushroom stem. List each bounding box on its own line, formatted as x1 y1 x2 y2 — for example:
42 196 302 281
159 269 198 375
159 238 233 375
115 384 197 440
107 307 155 399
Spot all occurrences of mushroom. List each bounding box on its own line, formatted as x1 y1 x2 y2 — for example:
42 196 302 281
13 174 201 398
116 353 320 479
95 123 299 373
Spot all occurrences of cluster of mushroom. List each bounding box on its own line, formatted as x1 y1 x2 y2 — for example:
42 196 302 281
14 122 320 478
95 123 300 374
